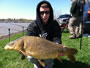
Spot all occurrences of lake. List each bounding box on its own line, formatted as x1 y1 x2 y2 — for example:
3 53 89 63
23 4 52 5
0 23 30 37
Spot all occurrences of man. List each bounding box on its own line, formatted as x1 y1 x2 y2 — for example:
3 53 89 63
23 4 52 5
26 1 62 68
68 0 83 39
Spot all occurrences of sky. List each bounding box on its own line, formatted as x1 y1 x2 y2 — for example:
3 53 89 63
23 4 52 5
0 0 72 20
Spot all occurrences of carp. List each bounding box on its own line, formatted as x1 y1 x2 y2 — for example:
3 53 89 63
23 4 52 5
4 36 78 67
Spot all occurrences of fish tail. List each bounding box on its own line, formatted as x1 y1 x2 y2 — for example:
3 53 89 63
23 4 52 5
66 48 78 62
68 48 78 55
67 55 76 63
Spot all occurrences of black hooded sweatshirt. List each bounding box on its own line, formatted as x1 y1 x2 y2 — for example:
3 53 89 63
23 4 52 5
26 1 62 44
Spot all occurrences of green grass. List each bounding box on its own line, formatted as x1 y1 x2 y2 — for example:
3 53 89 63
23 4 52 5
0 32 90 68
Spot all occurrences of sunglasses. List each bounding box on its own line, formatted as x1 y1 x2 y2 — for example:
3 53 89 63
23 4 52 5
40 11 50 15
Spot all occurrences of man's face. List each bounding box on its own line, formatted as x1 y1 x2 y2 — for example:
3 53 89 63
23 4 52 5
40 7 50 24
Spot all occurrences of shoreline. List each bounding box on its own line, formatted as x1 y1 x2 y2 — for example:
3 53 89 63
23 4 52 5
0 31 25 41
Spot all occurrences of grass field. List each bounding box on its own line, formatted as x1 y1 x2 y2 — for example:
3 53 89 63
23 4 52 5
0 32 90 68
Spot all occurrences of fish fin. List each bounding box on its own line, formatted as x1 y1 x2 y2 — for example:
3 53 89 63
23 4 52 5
21 55 25 60
66 48 78 63
67 55 76 63
20 50 28 56
38 59 45 67
19 52 25 60
57 56 63 63
69 48 78 55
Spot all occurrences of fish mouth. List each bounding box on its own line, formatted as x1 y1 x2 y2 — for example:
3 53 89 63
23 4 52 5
4 45 14 50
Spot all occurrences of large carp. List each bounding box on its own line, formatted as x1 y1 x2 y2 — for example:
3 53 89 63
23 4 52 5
4 36 78 66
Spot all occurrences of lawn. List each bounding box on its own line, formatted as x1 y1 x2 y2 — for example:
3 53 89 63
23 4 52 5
0 32 90 68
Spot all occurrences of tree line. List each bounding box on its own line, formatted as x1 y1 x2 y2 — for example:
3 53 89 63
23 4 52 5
0 18 33 23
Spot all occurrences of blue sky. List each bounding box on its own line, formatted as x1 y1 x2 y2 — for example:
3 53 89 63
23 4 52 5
0 0 72 20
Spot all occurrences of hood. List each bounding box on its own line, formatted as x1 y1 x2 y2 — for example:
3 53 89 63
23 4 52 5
36 1 54 32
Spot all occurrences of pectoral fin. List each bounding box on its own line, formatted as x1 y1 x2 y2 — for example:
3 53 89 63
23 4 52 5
38 59 45 67
20 50 28 56
57 56 62 63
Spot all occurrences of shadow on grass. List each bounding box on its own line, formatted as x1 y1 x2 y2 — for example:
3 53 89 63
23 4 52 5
53 59 90 68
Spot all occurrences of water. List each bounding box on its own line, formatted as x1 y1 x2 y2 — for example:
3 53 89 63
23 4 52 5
0 23 30 37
